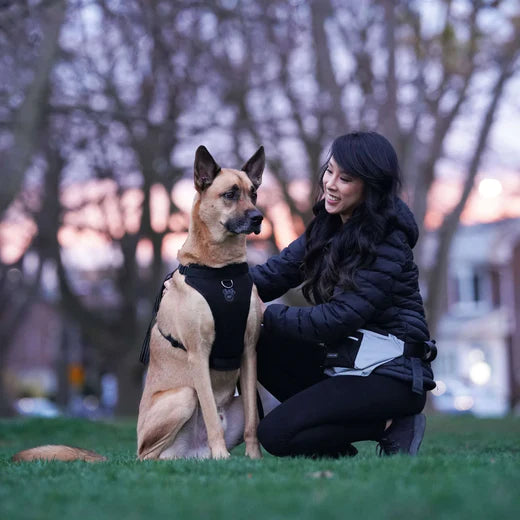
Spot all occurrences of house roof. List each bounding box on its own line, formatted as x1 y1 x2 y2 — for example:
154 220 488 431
438 307 512 340
423 217 520 267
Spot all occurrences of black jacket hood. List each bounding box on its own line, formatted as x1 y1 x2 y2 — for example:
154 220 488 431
393 198 419 248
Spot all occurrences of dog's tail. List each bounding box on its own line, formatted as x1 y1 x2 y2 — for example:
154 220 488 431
11 445 106 462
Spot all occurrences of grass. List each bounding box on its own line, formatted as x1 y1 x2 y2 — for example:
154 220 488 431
1 414 519 520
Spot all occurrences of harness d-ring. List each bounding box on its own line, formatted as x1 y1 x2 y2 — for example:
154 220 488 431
221 279 234 289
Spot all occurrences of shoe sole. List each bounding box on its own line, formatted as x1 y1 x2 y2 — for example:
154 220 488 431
409 414 426 455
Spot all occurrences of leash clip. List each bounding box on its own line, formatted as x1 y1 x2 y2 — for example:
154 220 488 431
221 279 236 302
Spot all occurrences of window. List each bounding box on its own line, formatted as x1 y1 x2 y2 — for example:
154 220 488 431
490 269 501 308
449 265 492 314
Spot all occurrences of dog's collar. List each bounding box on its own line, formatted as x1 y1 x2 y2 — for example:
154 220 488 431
178 262 249 279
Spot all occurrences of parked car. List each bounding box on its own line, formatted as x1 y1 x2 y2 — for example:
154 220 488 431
14 397 61 418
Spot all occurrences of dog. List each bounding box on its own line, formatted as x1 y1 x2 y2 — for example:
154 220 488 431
136 145 264 460
11 146 264 462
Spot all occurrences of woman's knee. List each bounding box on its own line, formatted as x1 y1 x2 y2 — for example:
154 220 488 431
257 416 289 457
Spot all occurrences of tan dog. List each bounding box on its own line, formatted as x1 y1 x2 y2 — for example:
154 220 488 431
11 146 264 463
136 146 264 460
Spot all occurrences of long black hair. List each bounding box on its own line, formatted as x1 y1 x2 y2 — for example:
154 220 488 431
302 131 402 304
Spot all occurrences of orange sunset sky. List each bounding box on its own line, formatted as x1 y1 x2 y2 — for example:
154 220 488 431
1 170 519 268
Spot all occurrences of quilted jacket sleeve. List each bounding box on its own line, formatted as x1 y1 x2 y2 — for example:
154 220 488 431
250 234 306 302
262 247 401 343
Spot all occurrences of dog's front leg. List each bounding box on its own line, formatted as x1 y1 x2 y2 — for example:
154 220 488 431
240 349 262 459
188 351 230 459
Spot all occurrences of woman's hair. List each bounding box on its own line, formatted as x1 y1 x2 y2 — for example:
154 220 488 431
302 131 402 304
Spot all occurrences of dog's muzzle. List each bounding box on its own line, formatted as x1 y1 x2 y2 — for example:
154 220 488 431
225 209 263 235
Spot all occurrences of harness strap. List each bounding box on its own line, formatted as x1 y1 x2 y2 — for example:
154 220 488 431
178 262 249 278
157 326 187 352
156 325 243 370
139 271 175 365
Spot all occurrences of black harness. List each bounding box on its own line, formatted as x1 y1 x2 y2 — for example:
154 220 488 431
139 262 253 371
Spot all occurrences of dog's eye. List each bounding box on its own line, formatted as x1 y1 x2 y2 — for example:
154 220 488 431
223 191 236 200
250 192 257 203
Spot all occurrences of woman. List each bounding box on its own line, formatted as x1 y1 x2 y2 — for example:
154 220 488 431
251 131 436 458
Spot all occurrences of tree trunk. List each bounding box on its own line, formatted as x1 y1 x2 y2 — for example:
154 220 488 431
115 349 144 417
0 0 66 216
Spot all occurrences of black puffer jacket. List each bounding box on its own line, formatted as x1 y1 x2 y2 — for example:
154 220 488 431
251 198 435 392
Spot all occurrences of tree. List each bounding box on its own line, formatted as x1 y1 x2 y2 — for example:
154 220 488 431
2 0 519 415
0 0 67 415
204 0 520 336
0 0 67 216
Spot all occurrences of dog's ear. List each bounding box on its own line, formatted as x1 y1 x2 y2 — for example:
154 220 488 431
194 146 221 191
241 146 265 189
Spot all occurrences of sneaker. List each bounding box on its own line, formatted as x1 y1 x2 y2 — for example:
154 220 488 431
377 414 426 456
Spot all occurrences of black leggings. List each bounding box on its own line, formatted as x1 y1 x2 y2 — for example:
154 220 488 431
256 332 426 458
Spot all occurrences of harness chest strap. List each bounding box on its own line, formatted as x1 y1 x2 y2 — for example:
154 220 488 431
139 263 253 371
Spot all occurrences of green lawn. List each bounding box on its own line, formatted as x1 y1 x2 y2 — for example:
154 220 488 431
1 415 519 520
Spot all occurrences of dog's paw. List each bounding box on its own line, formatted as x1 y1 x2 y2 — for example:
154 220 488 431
245 443 262 459
211 447 231 460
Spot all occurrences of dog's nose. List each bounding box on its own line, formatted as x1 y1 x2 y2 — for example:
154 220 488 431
248 210 263 226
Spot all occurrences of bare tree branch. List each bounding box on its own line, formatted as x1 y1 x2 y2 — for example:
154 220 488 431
425 34 520 336
0 0 66 216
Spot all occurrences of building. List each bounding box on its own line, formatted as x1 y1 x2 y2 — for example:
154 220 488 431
430 218 520 416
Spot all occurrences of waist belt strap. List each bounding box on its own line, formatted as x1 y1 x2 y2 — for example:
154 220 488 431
404 340 437 362
404 342 426 358
411 357 423 394
405 339 436 395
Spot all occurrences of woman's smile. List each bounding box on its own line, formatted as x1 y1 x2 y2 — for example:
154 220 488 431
323 156 365 222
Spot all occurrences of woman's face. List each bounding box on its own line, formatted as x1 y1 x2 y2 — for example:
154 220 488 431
322 156 365 222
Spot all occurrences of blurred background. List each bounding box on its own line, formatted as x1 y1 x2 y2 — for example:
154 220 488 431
1 0 519 419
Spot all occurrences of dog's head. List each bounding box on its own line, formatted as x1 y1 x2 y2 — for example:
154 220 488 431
193 146 264 236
